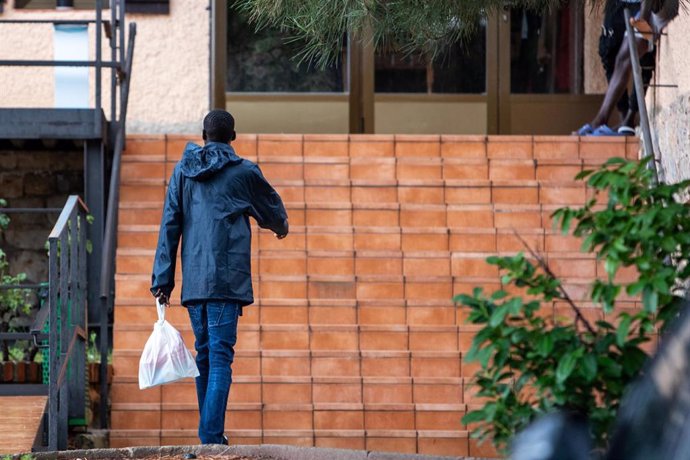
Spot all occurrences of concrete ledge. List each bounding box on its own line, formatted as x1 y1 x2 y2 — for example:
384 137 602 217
23 444 494 460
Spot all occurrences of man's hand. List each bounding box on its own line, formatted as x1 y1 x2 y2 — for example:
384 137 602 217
275 232 287 240
153 289 169 306
274 218 289 239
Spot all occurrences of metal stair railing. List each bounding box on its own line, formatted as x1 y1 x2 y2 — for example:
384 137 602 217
624 7 659 184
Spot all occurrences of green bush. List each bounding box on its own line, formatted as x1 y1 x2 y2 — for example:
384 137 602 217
0 199 34 362
457 158 690 451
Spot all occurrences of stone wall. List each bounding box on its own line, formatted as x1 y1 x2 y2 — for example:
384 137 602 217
0 148 83 284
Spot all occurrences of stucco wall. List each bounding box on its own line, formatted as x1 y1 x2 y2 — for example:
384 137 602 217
0 0 209 134
584 5 608 94
649 12 690 184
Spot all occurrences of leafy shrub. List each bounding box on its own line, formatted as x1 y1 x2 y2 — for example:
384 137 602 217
457 158 690 451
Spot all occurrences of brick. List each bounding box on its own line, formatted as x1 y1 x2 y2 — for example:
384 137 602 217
259 229 306 251
394 135 440 157
353 208 399 227
359 304 406 325
307 255 355 276
536 162 582 181
400 205 446 228
273 183 305 203
304 135 349 157
442 159 489 180
351 185 398 204
361 352 410 377
263 381 312 404
418 435 470 457
259 161 304 181
259 254 307 276
449 229 496 252
416 408 466 430
363 379 413 404
306 232 352 251
403 257 451 277
409 329 458 351
579 137 627 160
349 135 395 157
626 137 641 159
350 158 396 181
260 304 309 324
492 184 539 204
226 408 262 430
119 208 162 226
111 410 160 430
306 208 352 227
263 408 313 430
311 327 359 350
469 438 500 458
314 410 364 430
447 206 493 228
545 233 582 252
356 279 404 300
232 134 258 158
445 182 492 205
533 136 579 160
440 136 487 159
111 383 160 405
120 184 165 203
549 257 596 279
261 326 310 350
494 208 542 229
354 231 401 251
496 230 544 252
309 304 357 324
355 255 403 276
309 279 356 299
258 134 303 157
405 278 453 300
540 184 587 205
124 135 166 156
311 353 360 376
360 327 408 351
366 435 417 454
401 231 448 252
304 162 349 182
397 185 445 204
121 161 166 182
365 410 415 430
489 159 535 180
313 380 362 403
487 135 533 159
259 278 307 299
411 354 461 377
396 161 442 181
407 304 456 326
452 254 499 278
413 380 463 404
305 186 351 203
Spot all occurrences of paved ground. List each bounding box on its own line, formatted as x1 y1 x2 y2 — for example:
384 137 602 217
14 444 494 460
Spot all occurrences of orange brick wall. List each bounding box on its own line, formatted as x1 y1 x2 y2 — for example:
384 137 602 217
111 134 640 456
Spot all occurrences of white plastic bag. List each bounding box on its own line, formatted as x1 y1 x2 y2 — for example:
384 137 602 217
139 299 199 389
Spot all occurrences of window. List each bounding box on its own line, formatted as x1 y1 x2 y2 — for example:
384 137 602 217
226 5 344 93
510 5 582 93
375 20 486 94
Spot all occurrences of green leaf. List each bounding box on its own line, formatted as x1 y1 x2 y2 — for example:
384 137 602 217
536 334 554 357
642 288 659 312
556 351 578 384
462 409 487 425
581 354 598 382
616 315 632 347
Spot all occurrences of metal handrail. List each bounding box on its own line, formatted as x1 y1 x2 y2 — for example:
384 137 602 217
46 195 89 450
624 7 659 184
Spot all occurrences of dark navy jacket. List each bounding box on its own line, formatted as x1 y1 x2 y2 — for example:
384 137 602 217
151 141 288 306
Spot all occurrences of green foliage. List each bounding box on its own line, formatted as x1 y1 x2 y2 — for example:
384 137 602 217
234 0 568 67
457 158 690 452
0 200 34 362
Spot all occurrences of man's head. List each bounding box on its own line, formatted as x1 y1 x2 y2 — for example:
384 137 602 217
202 110 236 144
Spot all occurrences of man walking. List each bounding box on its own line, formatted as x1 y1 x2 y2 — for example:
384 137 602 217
150 110 288 444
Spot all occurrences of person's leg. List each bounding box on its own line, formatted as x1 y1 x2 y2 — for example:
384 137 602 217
197 302 240 444
591 34 649 128
187 303 210 417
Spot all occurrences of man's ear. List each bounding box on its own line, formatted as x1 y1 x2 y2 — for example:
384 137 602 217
230 130 237 142
202 130 207 141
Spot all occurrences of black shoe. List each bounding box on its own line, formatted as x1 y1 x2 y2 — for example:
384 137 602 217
222 435 229 445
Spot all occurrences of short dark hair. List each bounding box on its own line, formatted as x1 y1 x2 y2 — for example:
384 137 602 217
203 110 235 143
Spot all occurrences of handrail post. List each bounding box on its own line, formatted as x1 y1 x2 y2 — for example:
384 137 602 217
623 7 659 184
48 239 58 451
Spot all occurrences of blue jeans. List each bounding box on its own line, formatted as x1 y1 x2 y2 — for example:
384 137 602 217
187 301 240 444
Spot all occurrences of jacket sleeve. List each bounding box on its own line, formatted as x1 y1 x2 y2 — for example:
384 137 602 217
247 164 288 235
150 168 183 298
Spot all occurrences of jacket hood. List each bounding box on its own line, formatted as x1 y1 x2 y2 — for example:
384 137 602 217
179 142 243 180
